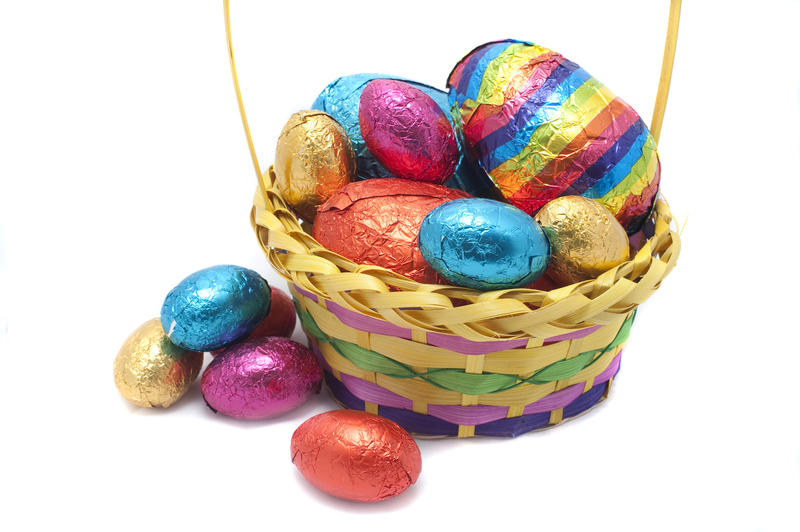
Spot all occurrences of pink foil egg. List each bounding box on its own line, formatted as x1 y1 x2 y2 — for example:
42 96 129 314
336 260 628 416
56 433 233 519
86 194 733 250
201 337 322 420
359 79 458 184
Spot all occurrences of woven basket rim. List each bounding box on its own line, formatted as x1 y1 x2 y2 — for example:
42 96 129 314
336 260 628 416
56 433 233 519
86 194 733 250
251 166 681 341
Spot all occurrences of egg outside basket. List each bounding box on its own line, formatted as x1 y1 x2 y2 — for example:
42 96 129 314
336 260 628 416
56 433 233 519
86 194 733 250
225 0 683 437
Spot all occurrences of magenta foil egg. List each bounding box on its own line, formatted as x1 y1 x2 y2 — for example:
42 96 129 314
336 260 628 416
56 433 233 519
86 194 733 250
359 79 458 184
201 337 322 420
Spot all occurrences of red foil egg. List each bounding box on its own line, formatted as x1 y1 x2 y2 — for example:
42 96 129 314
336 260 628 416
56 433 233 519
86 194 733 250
359 79 458 184
211 287 297 355
291 410 422 502
312 178 469 283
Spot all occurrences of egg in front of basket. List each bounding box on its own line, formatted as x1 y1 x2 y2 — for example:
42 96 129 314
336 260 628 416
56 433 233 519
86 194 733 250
419 198 550 290
161 265 271 351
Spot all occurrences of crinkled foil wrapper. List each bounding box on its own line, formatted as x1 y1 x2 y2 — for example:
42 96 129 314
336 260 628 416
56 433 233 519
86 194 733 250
312 73 498 198
161 265 271 352
114 318 203 408
274 110 355 221
419 198 549 290
446 40 660 233
210 286 296 355
534 196 630 284
291 410 421 502
201 337 322 420
359 79 458 184
312 179 470 283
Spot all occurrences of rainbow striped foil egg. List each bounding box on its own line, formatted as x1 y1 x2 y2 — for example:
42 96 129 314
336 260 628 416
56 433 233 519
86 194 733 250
447 40 660 233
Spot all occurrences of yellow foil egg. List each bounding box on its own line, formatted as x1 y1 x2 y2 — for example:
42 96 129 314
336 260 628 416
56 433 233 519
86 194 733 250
534 196 630 285
274 110 355 221
113 318 203 408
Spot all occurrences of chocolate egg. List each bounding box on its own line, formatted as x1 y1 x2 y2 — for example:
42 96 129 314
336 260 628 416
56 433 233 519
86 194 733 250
419 198 550 290
312 73 498 198
359 79 458 184
447 40 660 233
161 265 271 351
201 337 322 420
274 110 355 221
534 196 630 284
312 178 470 283
210 286 297 355
114 318 203 408
291 410 422 502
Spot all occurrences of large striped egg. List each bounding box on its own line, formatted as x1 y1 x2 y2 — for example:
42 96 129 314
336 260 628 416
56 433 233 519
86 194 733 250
447 40 660 233
312 74 498 198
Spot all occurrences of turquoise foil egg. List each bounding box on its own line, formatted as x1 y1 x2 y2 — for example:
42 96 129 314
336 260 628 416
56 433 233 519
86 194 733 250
312 73 498 199
160 265 271 351
418 198 550 290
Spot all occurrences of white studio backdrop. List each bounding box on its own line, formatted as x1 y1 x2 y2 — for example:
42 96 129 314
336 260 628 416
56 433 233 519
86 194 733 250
1 1 799 531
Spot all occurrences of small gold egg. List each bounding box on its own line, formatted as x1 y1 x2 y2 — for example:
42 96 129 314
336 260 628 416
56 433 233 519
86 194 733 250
535 196 630 285
113 318 203 408
274 110 355 221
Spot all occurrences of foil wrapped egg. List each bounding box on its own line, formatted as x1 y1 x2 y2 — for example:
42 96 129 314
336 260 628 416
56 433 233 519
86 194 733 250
291 410 422 502
161 265 271 352
419 198 550 290
274 110 355 221
201 337 322 420
312 73 498 198
447 40 660 233
534 196 630 284
359 79 458 184
114 318 203 408
210 286 297 355
312 178 470 283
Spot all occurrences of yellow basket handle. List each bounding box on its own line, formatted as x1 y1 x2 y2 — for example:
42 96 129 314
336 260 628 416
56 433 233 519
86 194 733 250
224 0 681 183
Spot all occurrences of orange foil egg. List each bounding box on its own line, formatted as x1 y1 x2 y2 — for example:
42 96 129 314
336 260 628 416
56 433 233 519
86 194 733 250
291 410 422 502
312 178 469 283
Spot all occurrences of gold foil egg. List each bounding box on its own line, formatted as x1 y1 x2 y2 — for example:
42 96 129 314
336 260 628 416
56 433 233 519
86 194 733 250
534 196 630 285
113 318 203 408
274 110 355 221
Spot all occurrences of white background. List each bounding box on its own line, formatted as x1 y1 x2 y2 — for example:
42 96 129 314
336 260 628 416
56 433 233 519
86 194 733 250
1 1 799 530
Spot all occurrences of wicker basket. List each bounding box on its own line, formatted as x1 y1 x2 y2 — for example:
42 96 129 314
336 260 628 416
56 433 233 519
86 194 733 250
226 0 683 437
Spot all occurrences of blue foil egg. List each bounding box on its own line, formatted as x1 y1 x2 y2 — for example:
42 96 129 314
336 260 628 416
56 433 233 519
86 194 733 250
312 73 498 199
160 265 271 351
418 198 550 290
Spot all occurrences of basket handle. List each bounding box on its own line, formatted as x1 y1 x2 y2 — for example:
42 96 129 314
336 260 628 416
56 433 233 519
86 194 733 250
223 0 681 183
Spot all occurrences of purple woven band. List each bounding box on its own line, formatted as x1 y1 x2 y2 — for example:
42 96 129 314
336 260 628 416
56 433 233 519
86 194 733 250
323 368 618 438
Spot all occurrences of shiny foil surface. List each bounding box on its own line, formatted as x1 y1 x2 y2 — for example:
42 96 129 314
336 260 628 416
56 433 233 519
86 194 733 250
419 198 550 290
359 79 458 184
201 337 322 420
291 410 422 502
161 265 271 352
312 73 497 198
534 196 630 284
113 318 203 408
210 286 297 355
447 40 660 233
312 179 470 283
274 111 355 221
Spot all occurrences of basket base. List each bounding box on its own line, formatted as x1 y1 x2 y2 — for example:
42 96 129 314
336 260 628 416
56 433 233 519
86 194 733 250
322 367 618 438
